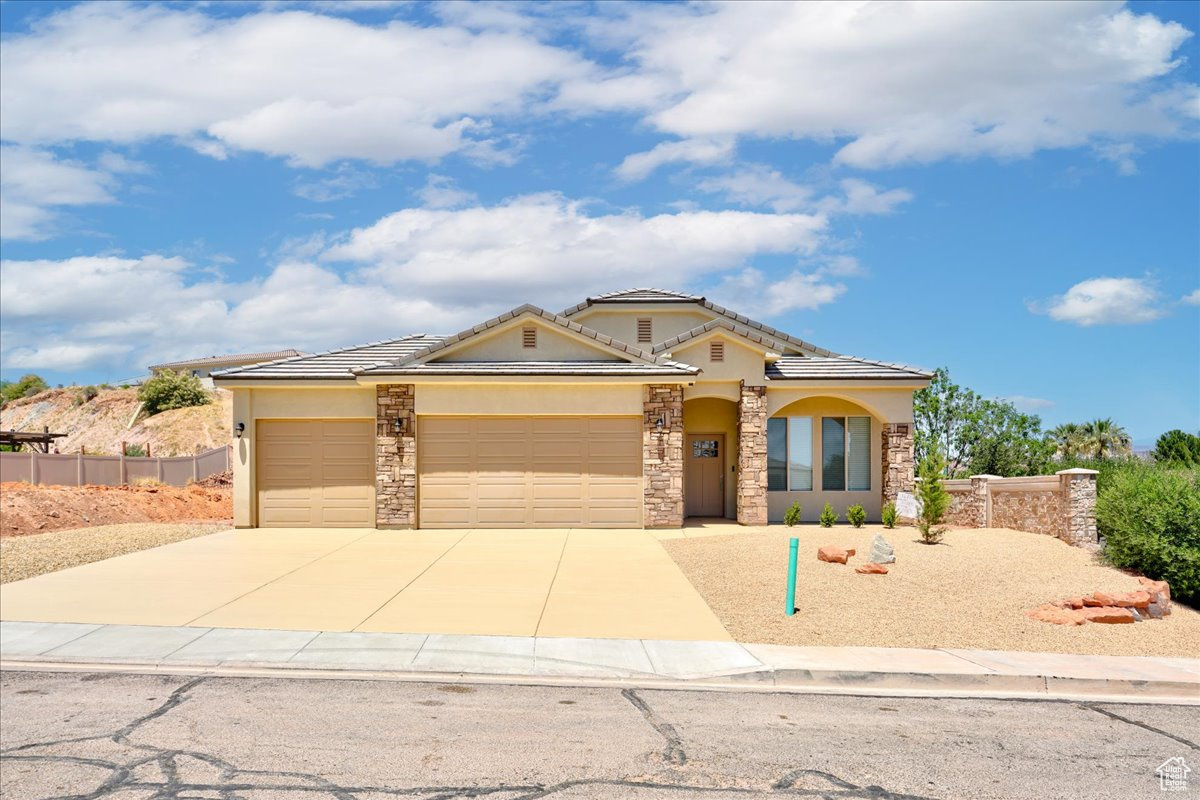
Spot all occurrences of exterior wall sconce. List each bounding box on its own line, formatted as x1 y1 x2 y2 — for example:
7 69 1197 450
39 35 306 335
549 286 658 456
655 416 665 431
234 422 245 439
394 417 407 434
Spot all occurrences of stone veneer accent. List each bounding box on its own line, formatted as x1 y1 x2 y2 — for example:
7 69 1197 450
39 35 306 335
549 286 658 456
736 382 768 525
1060 468 1099 546
376 384 417 528
942 469 1099 547
881 422 915 509
643 384 684 528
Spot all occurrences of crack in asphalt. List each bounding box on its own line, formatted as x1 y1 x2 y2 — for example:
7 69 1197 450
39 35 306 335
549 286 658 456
1 673 944 800
1079 703 1199 751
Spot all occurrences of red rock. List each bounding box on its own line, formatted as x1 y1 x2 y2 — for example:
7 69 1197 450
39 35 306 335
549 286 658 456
1080 607 1137 624
1082 595 1105 607
1137 577 1171 604
846 549 856 558
1026 605 1085 626
817 546 850 564
1112 591 1151 609
1063 597 1086 610
855 563 888 574
1091 591 1120 606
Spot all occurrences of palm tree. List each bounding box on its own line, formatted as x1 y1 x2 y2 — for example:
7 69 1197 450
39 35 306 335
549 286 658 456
1079 418 1131 460
1049 422 1085 459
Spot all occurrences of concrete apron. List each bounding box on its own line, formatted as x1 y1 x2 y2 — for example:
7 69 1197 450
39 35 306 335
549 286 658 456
3 621 1197 704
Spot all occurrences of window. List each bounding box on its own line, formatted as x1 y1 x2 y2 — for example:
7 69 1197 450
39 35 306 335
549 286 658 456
821 416 871 491
767 416 813 491
709 340 725 362
637 318 653 343
692 439 719 458
522 327 537 348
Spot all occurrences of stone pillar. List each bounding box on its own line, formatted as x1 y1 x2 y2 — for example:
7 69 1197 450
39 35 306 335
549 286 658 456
736 382 768 525
1058 468 1099 546
643 384 684 528
376 384 417 529
968 474 999 528
881 422 915 509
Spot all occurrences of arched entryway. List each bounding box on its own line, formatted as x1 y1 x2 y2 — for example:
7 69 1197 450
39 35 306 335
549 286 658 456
683 397 738 519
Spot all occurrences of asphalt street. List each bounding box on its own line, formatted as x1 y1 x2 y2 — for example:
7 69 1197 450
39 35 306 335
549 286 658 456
1 670 1196 799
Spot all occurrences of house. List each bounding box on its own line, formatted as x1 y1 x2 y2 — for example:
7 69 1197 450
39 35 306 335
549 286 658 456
150 350 304 388
212 289 930 529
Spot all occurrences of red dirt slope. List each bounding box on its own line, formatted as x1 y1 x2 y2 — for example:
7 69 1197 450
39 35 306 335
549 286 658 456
0 482 232 538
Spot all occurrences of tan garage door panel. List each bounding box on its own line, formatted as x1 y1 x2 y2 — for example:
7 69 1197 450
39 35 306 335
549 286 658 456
257 419 374 528
419 416 641 528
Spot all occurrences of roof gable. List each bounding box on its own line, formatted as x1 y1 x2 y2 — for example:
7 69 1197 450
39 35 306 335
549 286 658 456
652 318 795 356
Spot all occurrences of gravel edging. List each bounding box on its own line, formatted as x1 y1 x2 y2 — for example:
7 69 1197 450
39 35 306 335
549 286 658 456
0 522 231 583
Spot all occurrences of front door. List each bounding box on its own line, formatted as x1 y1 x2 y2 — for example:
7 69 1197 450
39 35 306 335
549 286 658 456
685 433 725 517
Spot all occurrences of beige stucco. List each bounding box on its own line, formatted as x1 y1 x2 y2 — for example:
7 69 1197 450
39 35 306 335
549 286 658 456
766 396 883 523
414 383 644 415
570 306 719 346
670 331 770 386
682 397 738 519
441 318 617 362
230 386 376 527
766 386 916 423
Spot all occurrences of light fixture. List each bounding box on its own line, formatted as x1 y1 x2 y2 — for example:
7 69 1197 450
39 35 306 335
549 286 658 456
234 422 245 439
655 416 665 431
394 417 406 434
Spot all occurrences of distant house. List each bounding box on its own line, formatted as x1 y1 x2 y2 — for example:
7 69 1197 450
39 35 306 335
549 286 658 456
149 350 303 388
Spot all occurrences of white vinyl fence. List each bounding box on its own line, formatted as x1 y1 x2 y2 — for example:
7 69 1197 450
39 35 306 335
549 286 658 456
0 445 230 488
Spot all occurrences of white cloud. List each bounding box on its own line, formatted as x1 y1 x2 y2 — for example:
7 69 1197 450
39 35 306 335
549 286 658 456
416 174 478 209
0 146 120 240
698 168 912 217
293 164 380 202
1003 395 1056 412
615 138 733 181
1034 277 1168 326
1092 142 1141 175
826 179 914 215
0 196 836 373
713 268 847 316
585 2 1197 169
1182 289 1200 306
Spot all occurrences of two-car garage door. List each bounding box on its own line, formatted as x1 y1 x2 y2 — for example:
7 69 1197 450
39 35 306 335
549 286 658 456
419 416 642 528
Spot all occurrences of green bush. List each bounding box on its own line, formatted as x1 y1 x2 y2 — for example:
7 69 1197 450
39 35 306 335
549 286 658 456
783 501 802 527
1095 464 1200 604
73 385 99 406
138 369 212 416
916 452 951 544
0 374 48 404
846 504 866 528
1153 429 1200 468
124 443 147 457
881 501 898 529
819 502 837 528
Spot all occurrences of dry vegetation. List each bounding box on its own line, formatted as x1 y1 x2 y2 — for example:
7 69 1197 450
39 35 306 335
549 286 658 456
663 525 1200 658
1 481 231 537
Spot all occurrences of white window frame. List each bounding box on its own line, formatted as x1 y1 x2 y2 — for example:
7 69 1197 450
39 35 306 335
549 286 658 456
821 415 871 492
767 416 813 492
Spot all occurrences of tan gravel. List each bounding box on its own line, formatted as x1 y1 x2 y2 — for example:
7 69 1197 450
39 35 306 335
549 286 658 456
662 524 1200 658
0 522 230 584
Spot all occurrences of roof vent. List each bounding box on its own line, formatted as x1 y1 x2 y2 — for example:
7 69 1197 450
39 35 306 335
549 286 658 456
522 327 538 349
710 340 725 362
637 318 653 343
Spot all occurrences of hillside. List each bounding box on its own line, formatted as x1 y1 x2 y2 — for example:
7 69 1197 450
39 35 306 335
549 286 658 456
0 386 232 456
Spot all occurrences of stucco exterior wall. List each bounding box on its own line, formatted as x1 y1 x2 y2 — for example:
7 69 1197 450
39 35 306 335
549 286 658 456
230 386 376 527
413 383 644 415
765 395 883 523
571 308 718 346
682 396 738 518
766 386 915 423
671 334 768 386
441 320 615 361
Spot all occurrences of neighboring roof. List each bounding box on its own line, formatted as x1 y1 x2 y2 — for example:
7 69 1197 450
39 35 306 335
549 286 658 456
150 350 303 371
562 288 838 357
766 356 933 381
652 318 795 355
212 336 442 380
357 361 698 377
358 304 699 376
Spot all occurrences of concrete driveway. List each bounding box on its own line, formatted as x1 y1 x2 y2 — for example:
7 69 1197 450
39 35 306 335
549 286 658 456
0 528 730 641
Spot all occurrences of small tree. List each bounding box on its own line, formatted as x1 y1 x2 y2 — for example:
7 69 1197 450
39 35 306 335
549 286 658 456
783 501 803 527
846 504 866 528
881 501 898 529
916 451 951 544
1153 430 1200 468
818 502 837 528
138 369 212 416
1 374 48 404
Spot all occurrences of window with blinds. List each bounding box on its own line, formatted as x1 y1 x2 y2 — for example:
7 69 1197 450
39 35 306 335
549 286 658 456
637 318 652 343
847 416 871 490
822 417 846 491
710 340 725 362
522 327 537 348
820 416 871 491
766 416 812 491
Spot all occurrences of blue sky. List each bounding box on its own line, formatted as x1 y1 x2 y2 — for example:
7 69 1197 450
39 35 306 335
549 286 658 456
1 0 1197 444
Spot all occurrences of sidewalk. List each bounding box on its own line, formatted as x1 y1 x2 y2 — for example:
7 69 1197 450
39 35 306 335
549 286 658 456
2 620 1197 702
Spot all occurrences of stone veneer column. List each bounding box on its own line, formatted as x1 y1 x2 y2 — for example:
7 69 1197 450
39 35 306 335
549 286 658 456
642 384 684 528
968 475 999 528
881 422 915 509
1058 468 1099 545
736 382 768 526
376 384 417 529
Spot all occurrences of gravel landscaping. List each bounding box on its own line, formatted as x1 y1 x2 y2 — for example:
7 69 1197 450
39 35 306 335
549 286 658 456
662 525 1200 658
0 522 230 584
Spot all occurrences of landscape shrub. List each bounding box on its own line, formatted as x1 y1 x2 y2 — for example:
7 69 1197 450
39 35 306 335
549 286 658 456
138 369 212 416
881 501 898 529
1153 429 1200 468
73 385 100 406
818 502 837 528
124 443 147 457
846 504 866 528
0 374 48 404
1095 463 1200 604
783 501 802 527
916 452 950 544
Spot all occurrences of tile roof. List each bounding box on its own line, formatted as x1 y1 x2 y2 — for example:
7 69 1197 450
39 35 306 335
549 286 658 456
150 349 303 370
211 336 442 380
358 361 698 377
652 318 796 355
358 304 699 375
766 356 933 381
560 288 703 313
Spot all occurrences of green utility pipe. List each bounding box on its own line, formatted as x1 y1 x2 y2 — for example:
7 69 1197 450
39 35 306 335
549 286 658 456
785 537 798 616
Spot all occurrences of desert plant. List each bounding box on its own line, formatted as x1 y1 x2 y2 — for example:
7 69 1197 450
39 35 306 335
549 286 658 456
818 502 837 528
124 443 147 457
846 504 866 528
783 501 802 527
138 369 212 416
1 374 48 404
73 385 100 406
881 501 898 529
916 451 951 544
131 476 165 487
1095 463 1200 604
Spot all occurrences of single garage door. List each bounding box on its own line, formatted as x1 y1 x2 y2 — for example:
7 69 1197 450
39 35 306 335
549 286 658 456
256 419 374 527
419 416 642 528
